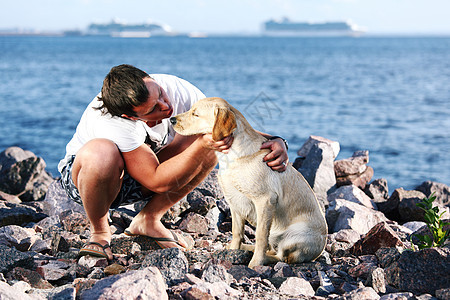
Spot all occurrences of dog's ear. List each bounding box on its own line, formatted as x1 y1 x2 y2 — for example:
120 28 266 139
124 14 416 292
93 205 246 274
212 107 237 141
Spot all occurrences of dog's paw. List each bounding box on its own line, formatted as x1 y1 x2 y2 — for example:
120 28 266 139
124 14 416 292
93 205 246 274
248 257 264 269
227 240 242 250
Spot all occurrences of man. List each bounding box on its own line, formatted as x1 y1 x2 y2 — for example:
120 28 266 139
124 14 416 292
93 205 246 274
58 64 288 260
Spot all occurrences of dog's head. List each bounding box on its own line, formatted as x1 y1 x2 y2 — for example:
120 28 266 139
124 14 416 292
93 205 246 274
171 97 237 141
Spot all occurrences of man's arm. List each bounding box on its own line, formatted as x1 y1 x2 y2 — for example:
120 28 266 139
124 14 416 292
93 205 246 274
122 134 215 194
122 133 232 193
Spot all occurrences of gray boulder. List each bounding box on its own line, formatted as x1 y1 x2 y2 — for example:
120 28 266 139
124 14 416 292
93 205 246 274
81 267 168 300
0 201 47 226
335 150 374 189
380 188 450 222
364 178 389 203
296 136 339 208
381 247 450 296
415 181 450 207
0 281 37 300
326 198 388 234
41 179 85 219
328 185 377 210
0 147 53 202
141 247 189 286
0 244 35 274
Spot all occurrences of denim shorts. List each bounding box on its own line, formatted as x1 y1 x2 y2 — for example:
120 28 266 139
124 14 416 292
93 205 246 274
60 155 152 209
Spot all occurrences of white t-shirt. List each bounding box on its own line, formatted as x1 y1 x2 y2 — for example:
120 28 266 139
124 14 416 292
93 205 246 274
58 74 205 173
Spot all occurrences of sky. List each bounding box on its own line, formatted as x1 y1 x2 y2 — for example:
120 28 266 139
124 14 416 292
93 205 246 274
1 0 450 35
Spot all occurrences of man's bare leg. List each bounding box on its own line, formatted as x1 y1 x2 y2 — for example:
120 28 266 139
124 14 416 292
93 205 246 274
72 139 124 259
126 135 218 248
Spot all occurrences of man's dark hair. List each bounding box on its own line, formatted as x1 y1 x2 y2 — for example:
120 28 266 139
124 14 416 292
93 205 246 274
98 64 151 117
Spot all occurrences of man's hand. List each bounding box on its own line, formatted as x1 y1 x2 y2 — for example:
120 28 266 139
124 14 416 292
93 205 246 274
201 134 234 153
261 138 289 172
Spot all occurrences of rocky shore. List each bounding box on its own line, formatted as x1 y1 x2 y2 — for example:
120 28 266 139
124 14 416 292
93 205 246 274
0 136 449 300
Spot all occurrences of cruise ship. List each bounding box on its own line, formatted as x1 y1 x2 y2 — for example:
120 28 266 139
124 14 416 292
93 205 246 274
86 19 174 37
263 18 364 37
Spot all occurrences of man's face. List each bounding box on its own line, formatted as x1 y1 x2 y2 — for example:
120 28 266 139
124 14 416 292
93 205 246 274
122 77 173 127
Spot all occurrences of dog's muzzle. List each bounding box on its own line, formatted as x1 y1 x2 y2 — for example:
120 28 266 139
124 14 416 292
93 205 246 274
169 117 177 125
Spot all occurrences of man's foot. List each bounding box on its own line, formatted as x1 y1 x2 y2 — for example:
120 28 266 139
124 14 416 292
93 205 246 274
79 241 113 260
124 229 187 249
79 232 113 260
126 220 188 250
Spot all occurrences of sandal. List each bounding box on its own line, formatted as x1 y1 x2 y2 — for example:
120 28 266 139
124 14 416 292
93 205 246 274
79 241 112 260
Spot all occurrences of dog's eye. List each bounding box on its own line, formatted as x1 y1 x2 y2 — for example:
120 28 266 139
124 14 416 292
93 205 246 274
192 111 199 117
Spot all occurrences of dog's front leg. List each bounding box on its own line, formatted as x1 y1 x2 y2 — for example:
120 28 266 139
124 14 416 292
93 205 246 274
228 208 245 249
248 194 276 268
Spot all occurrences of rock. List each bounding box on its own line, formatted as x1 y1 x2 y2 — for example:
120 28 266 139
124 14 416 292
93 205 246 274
338 287 380 299
328 185 377 210
378 188 426 221
402 221 426 232
204 206 222 231
186 193 217 217
334 150 369 177
334 151 373 189
227 264 259 281
436 288 450 300
383 247 450 295
211 249 252 265
350 222 404 256
348 261 377 280
296 138 338 208
78 255 109 269
334 229 362 245
379 292 415 300
51 233 71 254
365 267 386 294
183 286 214 299
36 260 71 282
364 178 389 203
397 191 450 223
193 169 225 201
60 211 90 234
29 283 76 300
278 277 315 297
415 181 450 207
0 191 21 203
0 147 53 202
179 212 209 235
326 198 388 235
104 263 126 276
141 248 189 286
272 262 296 278
0 201 47 226
0 281 36 300
0 244 35 274
336 166 374 189
183 280 241 299
297 135 340 159
41 179 85 219
6 267 53 289
0 225 38 251
316 269 336 295
410 220 450 246
81 267 168 300
201 261 234 284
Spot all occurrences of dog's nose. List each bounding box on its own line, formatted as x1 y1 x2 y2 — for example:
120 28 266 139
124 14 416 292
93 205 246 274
169 117 177 125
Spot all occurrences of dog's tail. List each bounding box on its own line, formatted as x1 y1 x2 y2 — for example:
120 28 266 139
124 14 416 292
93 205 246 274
275 222 327 264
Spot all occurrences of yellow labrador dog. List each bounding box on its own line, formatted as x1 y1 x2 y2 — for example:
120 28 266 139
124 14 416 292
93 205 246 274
171 97 327 267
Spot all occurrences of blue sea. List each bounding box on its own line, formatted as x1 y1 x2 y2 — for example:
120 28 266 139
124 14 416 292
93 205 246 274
1 36 449 192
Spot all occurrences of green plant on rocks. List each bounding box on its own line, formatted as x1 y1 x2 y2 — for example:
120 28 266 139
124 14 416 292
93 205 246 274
414 193 450 249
